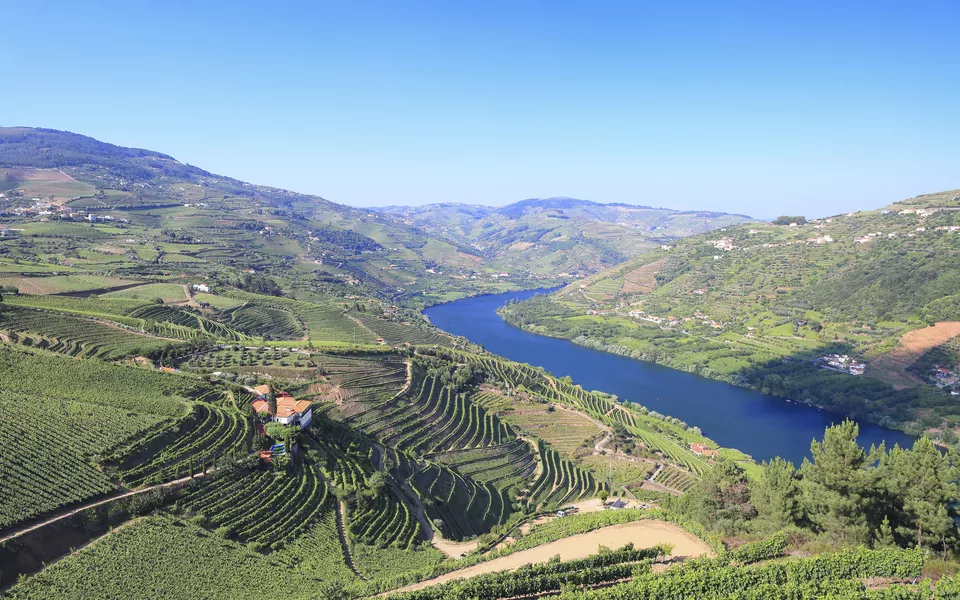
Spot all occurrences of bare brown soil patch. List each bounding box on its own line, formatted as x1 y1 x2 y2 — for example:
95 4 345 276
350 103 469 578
457 251 483 263
4 168 75 182
869 322 960 389
509 242 535 251
620 257 668 294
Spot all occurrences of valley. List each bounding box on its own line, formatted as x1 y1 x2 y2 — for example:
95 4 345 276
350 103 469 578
0 128 958 600
499 191 960 441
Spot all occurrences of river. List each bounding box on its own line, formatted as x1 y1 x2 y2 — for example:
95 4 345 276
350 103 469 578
425 288 915 466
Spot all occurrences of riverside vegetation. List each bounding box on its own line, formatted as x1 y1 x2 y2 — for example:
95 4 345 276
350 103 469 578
1 128 960 599
500 190 960 442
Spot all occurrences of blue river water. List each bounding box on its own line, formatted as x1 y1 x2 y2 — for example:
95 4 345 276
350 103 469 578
425 288 916 466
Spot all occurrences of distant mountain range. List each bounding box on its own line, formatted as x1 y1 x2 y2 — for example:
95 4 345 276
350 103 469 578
376 197 754 277
0 127 750 303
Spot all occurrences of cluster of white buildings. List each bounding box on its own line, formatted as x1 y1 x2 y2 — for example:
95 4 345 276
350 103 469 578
929 365 960 394
818 354 866 376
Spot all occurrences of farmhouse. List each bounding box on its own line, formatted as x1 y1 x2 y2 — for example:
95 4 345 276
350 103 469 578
690 443 719 458
190 283 210 293
251 390 313 428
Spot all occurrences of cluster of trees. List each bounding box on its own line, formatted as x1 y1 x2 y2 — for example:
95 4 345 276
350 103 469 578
0 285 19 301
772 215 807 225
310 227 382 254
790 242 960 323
235 273 282 296
421 358 482 393
684 421 958 555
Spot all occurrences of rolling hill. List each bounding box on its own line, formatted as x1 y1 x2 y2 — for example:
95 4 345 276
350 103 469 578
500 189 960 438
2 128 960 599
377 197 753 279
0 129 746 306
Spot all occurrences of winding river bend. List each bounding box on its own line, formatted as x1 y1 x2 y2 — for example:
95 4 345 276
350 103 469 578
425 288 915 466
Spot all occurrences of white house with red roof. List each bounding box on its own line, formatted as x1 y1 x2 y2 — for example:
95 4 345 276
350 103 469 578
250 386 313 428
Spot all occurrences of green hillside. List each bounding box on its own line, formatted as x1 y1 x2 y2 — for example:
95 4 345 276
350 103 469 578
3 128 960 599
0 130 744 307
500 190 960 438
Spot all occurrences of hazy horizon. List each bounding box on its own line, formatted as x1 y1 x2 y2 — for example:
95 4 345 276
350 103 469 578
5 2 958 216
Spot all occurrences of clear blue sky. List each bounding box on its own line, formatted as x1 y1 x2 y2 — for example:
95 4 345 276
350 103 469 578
3 1 958 216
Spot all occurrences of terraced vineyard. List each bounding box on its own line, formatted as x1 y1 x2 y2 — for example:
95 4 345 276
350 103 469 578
0 392 167 531
312 353 407 414
5 294 150 321
433 439 536 490
272 509 353 581
106 403 254 487
496 401 603 457
0 305 178 359
310 424 423 550
178 457 332 551
654 465 697 493
526 439 601 508
445 349 714 477
223 291 373 343
221 304 304 340
346 375 514 454
129 305 249 341
410 462 509 540
352 312 454 346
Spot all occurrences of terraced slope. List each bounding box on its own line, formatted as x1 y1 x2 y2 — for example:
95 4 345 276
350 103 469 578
0 305 179 359
345 375 514 454
105 403 254 487
178 458 331 551
0 392 166 531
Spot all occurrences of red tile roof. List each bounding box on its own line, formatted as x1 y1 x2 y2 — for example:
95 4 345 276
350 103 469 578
252 396 311 418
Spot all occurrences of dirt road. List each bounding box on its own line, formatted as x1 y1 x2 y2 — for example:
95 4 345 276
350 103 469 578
0 473 204 545
389 520 712 594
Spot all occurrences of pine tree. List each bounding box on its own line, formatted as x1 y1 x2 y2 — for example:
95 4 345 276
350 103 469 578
753 457 801 531
874 515 896 548
267 383 278 416
895 437 958 548
800 420 870 543
694 459 756 535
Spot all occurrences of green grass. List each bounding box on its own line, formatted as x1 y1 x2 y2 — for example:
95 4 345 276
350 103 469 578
0 259 83 274
0 274 138 295
195 293 245 309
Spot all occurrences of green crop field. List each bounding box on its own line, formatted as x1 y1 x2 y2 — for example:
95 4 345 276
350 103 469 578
0 345 198 416
0 274 138 295
0 391 167 530
103 283 188 302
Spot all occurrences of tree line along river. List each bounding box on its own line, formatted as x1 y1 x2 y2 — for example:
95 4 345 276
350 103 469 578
425 288 915 466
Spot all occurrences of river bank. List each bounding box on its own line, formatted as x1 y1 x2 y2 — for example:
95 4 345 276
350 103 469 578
425 289 914 466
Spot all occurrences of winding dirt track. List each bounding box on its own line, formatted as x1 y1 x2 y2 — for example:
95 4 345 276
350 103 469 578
388 520 712 594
